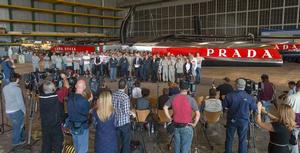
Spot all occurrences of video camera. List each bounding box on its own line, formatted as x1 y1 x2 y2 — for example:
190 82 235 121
51 69 78 92
24 71 47 93
126 77 136 97
242 78 259 96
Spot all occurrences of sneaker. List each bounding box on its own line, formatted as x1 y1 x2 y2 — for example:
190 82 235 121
13 141 26 146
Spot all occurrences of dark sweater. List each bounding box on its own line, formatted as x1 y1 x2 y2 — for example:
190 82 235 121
39 93 65 128
67 93 90 129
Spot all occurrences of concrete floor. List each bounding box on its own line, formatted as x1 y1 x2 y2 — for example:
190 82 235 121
0 62 299 153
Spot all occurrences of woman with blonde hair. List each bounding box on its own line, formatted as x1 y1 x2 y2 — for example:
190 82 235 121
92 91 117 153
256 102 296 153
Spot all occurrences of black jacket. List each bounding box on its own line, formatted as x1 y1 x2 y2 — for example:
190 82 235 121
39 93 65 128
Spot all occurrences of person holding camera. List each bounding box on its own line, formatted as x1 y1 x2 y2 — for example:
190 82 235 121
39 80 66 153
1 56 16 85
3 73 26 146
163 80 200 153
223 78 257 153
256 102 296 153
67 79 92 153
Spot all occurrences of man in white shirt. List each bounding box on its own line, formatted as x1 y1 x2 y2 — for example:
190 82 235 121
286 81 300 153
82 51 91 76
202 88 223 112
195 53 204 84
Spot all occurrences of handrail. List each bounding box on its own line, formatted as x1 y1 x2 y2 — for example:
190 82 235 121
0 4 123 20
0 33 116 38
0 19 120 29
38 0 124 11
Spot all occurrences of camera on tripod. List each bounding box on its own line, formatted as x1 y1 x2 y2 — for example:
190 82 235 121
241 78 259 97
126 77 136 97
24 71 47 94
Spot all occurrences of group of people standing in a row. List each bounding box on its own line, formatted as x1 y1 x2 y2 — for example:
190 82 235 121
31 51 205 84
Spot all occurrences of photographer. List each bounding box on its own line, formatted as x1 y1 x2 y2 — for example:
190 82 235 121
67 79 92 153
223 79 257 153
39 81 65 153
1 56 16 85
3 73 25 146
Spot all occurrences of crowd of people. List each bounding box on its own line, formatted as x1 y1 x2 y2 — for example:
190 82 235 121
2 51 300 153
31 51 205 84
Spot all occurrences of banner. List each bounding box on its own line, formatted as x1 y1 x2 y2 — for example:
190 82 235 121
50 45 96 53
275 44 300 51
152 48 282 59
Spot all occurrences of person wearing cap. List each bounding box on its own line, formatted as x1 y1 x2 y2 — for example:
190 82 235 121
223 78 257 153
216 77 234 101
163 80 200 153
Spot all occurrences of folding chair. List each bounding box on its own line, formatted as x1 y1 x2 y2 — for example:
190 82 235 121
157 110 173 127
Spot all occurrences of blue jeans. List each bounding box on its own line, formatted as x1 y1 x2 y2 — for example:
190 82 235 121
116 123 131 153
174 126 193 153
110 67 117 81
289 128 300 153
262 100 271 122
7 110 25 145
195 68 201 83
225 119 249 153
72 128 89 153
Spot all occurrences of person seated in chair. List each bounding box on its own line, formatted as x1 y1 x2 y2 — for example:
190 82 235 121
136 88 151 110
200 88 223 112
132 80 142 99
158 88 170 110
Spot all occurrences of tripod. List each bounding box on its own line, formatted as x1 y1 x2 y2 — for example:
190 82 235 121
0 81 12 134
248 112 257 153
27 91 38 145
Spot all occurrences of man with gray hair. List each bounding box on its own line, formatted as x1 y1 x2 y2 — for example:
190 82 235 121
39 74 69 153
223 78 257 153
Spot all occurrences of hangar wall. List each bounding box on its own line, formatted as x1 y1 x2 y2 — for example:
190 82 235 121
122 0 300 39
0 0 122 42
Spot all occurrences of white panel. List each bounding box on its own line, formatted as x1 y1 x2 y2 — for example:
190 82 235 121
36 25 54 32
0 8 9 19
0 0 8 5
55 4 72 11
11 0 31 6
12 10 32 20
90 17 100 25
13 23 32 32
75 27 88 32
56 14 72 23
34 1 53 9
56 26 73 32
35 12 53 22
75 16 88 24
0 36 11 43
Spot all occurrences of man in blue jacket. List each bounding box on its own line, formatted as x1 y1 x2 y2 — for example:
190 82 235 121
223 78 257 153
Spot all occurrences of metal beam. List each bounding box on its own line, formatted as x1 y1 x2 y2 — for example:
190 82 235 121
0 4 123 20
0 19 120 29
37 0 124 11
